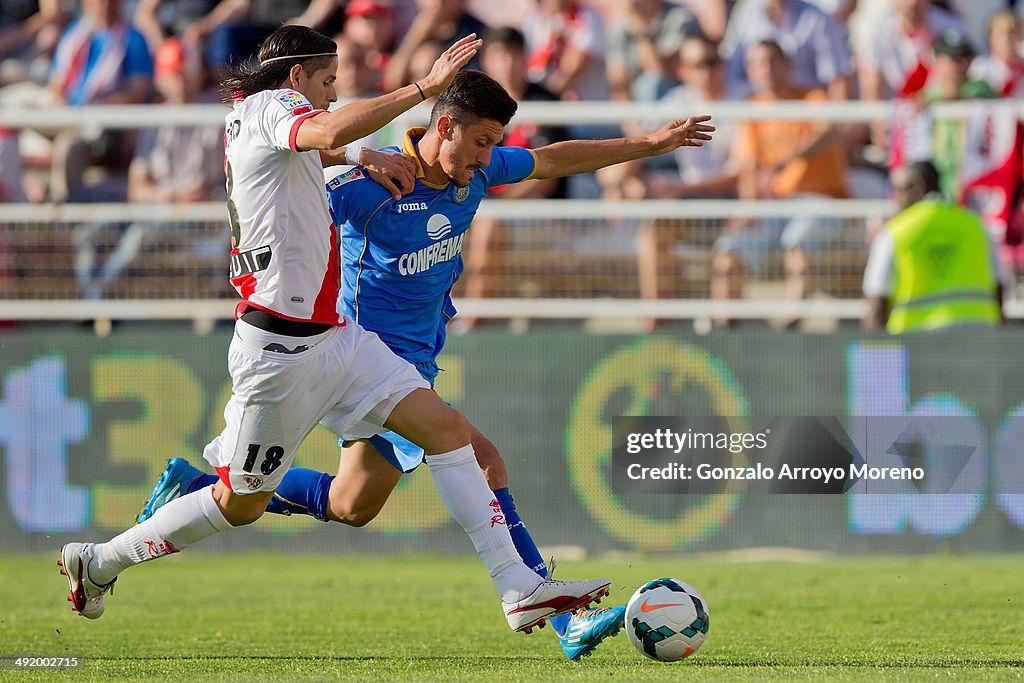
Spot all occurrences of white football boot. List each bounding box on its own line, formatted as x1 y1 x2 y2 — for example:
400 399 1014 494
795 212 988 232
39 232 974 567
503 577 611 633
58 543 116 619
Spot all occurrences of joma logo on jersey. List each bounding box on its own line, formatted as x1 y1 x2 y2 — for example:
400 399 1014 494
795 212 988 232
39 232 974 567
398 233 465 275
396 201 428 213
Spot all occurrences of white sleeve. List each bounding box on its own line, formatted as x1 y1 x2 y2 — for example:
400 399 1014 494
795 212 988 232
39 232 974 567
862 229 895 297
256 90 324 152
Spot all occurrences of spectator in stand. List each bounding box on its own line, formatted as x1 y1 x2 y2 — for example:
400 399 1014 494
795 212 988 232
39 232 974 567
863 160 1006 332
943 0 1008 57
598 0 702 201
676 0 729 42
712 40 849 327
460 26 569 324
182 0 318 72
340 0 397 78
606 0 702 102
403 39 447 93
133 0 218 55
858 0 965 102
49 0 154 203
73 36 224 300
334 32 381 100
522 0 609 102
341 0 397 81
650 35 740 202
382 0 485 91
0 0 67 85
969 10 1024 96
285 0 348 36
922 30 998 202
479 28 567 198
523 0 611 199
324 33 387 183
722 0 855 100
638 34 740 323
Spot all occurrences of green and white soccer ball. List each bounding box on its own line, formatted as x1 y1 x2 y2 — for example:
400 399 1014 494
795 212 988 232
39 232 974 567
625 578 709 662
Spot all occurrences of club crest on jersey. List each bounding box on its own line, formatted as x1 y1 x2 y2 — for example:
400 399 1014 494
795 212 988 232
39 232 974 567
454 186 470 202
242 474 264 491
328 168 365 189
275 91 308 111
426 213 453 240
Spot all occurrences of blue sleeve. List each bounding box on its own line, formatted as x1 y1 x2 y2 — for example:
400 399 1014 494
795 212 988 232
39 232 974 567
483 146 537 188
326 168 389 227
123 30 154 78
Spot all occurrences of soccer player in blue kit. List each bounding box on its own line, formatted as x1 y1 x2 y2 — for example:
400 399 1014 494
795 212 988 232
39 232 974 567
138 69 714 659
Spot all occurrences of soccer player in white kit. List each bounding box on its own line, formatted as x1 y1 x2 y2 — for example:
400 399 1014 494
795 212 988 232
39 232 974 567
58 25 609 635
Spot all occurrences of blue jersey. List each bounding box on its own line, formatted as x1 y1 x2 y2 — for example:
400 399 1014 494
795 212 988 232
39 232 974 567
329 128 537 377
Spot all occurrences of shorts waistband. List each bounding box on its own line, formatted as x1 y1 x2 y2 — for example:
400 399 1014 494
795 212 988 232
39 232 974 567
239 306 333 337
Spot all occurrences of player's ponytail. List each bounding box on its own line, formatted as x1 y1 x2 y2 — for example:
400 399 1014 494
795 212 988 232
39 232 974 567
220 25 337 103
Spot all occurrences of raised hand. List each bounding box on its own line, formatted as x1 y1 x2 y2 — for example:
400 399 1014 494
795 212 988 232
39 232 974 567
418 34 483 98
646 115 715 155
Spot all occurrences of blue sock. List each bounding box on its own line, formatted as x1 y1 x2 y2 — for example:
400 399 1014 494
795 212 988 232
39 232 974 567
493 487 570 637
266 468 334 520
186 473 218 493
186 469 333 520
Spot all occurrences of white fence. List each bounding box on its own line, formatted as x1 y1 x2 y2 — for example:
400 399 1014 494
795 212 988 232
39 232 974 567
0 100 1017 325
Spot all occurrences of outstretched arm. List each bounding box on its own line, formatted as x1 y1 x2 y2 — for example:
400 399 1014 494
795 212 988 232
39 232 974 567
295 34 481 152
529 116 714 180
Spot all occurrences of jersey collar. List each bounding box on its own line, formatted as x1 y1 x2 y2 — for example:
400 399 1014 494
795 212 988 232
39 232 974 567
403 127 449 190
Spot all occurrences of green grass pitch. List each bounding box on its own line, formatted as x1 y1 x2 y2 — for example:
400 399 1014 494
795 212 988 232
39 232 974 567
2 553 1022 681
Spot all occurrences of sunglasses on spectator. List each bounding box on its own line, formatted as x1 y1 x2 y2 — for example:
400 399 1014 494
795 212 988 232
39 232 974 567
686 58 721 69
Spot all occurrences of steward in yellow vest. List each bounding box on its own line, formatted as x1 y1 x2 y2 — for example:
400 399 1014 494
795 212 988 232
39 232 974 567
863 161 1003 332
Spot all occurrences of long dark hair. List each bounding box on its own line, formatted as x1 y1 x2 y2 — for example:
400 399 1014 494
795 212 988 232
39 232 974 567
220 25 337 102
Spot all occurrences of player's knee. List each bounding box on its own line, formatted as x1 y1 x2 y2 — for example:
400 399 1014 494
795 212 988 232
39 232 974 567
338 510 376 527
434 408 472 448
329 500 381 527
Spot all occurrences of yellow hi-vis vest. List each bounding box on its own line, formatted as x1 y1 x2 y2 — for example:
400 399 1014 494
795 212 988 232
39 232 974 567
886 200 1000 333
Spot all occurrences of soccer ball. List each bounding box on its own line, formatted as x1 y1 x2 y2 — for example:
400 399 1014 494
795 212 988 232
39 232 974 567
625 578 709 662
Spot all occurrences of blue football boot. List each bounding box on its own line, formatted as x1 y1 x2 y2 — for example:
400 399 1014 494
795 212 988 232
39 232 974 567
135 457 205 524
559 604 627 661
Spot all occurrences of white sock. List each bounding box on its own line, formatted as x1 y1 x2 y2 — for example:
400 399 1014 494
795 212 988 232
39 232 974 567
426 445 542 602
89 487 232 585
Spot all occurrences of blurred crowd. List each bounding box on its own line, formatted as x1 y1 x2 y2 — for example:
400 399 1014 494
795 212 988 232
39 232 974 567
1 0 1023 317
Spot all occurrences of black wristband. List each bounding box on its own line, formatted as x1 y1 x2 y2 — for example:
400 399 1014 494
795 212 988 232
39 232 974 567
415 82 426 101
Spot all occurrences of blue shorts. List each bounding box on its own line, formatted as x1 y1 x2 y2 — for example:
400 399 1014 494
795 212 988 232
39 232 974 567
340 358 439 473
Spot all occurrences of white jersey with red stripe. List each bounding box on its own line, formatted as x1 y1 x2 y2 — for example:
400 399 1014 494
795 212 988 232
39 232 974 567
224 88 342 325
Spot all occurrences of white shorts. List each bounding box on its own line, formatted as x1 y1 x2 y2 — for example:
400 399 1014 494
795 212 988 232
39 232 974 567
203 317 429 494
